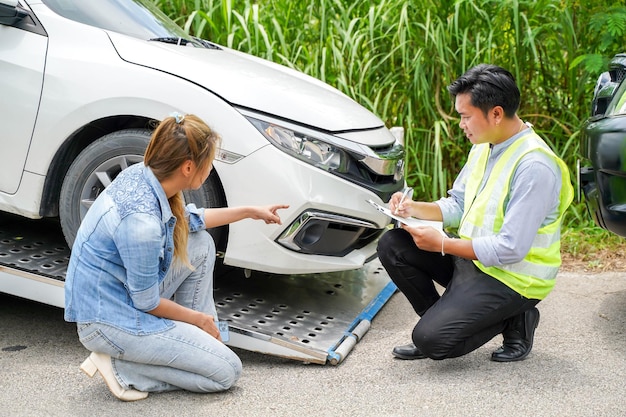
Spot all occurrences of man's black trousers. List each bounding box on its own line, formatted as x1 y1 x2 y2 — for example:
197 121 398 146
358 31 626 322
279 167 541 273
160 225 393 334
377 228 539 360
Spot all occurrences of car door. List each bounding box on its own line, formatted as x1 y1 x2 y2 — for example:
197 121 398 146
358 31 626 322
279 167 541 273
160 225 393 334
0 0 46 193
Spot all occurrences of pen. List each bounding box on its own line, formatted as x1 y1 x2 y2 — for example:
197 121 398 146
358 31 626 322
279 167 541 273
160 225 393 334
395 187 413 215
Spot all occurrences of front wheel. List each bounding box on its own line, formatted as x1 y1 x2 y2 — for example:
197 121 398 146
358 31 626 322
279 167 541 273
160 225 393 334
59 129 227 253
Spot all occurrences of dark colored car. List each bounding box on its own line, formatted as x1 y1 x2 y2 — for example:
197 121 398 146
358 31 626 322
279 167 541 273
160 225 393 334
579 53 626 237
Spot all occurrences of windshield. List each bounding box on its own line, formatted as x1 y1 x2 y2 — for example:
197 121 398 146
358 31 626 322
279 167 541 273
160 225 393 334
41 0 202 45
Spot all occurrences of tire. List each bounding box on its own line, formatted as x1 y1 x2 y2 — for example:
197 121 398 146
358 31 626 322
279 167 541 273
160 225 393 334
59 129 227 254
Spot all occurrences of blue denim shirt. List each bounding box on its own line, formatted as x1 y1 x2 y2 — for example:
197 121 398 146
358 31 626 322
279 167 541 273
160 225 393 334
64 163 206 334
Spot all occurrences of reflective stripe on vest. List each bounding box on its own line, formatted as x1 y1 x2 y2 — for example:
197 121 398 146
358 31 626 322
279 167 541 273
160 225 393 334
458 131 574 299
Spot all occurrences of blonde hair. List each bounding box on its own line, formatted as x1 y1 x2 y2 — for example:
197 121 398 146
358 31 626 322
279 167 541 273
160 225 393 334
144 114 220 266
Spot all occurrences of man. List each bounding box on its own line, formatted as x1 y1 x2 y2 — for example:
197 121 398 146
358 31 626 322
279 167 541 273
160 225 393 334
377 64 573 362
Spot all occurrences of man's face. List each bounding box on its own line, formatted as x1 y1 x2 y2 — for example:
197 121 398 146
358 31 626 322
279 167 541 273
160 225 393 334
455 93 496 145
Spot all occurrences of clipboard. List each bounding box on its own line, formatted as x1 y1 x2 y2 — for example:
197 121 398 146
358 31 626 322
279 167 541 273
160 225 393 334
367 199 446 236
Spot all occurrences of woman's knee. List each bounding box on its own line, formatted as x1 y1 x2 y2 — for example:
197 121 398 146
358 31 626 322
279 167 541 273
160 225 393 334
221 355 242 390
203 352 242 392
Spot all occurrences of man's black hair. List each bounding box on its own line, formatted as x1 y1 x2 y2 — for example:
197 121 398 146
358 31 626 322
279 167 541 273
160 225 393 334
447 64 520 118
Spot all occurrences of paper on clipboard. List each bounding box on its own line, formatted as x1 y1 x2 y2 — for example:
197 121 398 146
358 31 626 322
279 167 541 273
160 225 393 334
367 199 446 236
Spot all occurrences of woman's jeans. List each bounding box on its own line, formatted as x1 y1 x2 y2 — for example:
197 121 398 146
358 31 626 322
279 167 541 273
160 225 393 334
76 230 242 393
377 228 539 360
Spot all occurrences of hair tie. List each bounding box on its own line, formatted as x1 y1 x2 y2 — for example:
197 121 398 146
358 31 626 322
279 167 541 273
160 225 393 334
169 112 185 124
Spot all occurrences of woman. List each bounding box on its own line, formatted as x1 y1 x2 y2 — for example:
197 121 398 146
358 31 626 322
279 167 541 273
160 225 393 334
64 113 288 401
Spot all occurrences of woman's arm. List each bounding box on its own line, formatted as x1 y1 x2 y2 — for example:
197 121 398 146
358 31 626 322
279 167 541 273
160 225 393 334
203 204 289 228
148 298 221 340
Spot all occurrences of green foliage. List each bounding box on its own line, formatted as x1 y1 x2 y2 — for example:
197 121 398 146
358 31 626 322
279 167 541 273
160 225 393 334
152 0 623 237
589 5 626 51
569 5 626 74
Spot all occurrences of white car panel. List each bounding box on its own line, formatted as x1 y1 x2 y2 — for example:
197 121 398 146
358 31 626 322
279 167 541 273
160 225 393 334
218 145 390 273
0 171 46 217
24 8 268 174
0 24 46 193
109 32 387 136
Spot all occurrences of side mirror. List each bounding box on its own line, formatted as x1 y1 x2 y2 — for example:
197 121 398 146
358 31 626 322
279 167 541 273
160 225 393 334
0 0 29 26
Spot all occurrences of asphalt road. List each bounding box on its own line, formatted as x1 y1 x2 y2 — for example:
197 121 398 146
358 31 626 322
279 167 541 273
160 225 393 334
1 271 625 417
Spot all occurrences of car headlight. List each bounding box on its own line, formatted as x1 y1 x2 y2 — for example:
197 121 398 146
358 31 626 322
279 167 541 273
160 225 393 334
246 116 349 173
240 110 405 202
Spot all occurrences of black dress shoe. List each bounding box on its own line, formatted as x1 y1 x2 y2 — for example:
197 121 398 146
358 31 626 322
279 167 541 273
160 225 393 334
491 307 540 362
392 343 427 360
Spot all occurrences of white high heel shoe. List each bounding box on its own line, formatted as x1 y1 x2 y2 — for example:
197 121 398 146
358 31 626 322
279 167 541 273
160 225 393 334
80 352 149 401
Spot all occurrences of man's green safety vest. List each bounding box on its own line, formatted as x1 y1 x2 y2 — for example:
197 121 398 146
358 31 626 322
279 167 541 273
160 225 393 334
458 131 574 299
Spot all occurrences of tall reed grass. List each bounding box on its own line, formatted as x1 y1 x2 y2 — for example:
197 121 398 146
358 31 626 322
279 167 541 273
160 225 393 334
153 0 611 228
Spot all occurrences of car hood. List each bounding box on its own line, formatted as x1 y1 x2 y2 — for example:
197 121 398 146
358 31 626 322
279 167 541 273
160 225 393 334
108 32 386 135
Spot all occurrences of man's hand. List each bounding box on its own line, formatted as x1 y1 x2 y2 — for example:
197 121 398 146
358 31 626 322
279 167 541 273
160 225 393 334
389 191 413 218
401 224 443 252
401 224 477 259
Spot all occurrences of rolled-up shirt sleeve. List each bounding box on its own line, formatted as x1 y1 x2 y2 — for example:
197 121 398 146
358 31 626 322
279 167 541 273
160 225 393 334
186 203 206 232
115 213 163 311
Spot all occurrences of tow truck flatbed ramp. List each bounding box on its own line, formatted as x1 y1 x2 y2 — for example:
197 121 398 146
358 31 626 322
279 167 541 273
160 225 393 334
0 213 396 365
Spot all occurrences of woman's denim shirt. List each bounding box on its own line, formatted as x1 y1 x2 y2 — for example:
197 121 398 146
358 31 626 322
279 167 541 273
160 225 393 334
64 163 205 334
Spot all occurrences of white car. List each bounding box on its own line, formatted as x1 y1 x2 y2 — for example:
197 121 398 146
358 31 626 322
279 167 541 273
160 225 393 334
0 0 404 275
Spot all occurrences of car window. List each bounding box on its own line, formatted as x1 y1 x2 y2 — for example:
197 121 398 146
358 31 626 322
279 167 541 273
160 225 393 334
41 0 192 41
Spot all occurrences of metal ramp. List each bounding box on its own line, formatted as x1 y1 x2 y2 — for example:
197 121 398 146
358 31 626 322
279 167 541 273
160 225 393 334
0 213 395 365
215 260 395 364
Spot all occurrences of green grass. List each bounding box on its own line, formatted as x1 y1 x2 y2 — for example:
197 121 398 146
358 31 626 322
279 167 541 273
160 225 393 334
561 226 626 270
561 227 621 256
